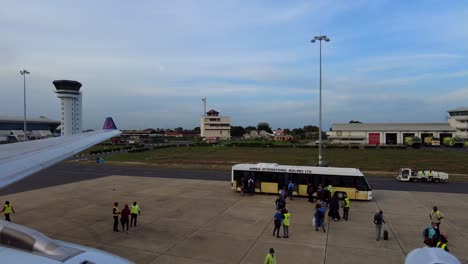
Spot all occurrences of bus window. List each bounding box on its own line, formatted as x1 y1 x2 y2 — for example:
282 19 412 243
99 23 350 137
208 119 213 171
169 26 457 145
326 175 341 186
356 177 371 191
295 174 308 185
341 176 355 188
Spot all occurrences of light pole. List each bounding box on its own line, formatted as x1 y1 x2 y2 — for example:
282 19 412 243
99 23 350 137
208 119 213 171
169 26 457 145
311 35 330 166
20 69 30 141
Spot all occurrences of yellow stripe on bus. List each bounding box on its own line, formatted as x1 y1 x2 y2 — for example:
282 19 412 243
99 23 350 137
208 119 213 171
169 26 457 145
261 182 278 194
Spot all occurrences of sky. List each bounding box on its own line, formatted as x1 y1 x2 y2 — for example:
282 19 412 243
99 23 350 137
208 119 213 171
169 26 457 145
1 0 468 130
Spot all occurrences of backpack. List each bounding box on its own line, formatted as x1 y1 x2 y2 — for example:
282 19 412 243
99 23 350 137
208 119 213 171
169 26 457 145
422 228 429 238
374 213 382 224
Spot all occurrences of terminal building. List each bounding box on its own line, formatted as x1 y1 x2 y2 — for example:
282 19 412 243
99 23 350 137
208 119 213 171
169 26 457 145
200 109 231 140
326 107 468 145
0 116 60 143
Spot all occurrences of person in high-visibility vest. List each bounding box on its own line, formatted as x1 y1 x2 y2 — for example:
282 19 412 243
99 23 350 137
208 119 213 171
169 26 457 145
282 209 291 238
264 248 276 264
1 201 15 222
113 202 120 232
130 201 141 227
342 196 350 221
429 206 444 234
436 235 449 252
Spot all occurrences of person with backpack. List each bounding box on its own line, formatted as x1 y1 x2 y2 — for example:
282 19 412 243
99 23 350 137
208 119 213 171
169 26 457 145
329 196 340 221
273 210 282 238
374 210 386 241
315 203 326 232
275 195 286 211
423 224 438 247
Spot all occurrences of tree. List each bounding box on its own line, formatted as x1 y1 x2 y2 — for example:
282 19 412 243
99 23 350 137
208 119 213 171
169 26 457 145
175 127 184 132
283 128 291 135
230 126 245 138
349 120 362 123
303 125 319 132
257 122 273 134
244 126 257 133
291 128 305 139
192 127 200 132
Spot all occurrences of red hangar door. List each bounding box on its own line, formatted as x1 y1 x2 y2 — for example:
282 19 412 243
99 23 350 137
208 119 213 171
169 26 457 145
368 133 381 145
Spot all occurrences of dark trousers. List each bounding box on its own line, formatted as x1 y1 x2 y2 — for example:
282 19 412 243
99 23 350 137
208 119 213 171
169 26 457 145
435 222 441 235
288 189 293 200
343 207 349 221
121 219 129 231
131 213 138 227
113 216 119 231
5 214 11 222
273 222 281 237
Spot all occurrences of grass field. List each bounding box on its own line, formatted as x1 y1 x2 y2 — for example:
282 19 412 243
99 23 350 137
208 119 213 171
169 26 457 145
102 146 468 174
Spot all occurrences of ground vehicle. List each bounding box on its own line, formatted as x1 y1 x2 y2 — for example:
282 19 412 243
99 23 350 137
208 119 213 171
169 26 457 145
405 136 422 148
424 137 440 147
443 137 464 147
397 168 448 183
231 163 372 200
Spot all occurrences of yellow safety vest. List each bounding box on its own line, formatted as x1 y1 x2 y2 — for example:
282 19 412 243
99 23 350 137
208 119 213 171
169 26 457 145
113 206 120 216
344 198 350 208
264 253 276 264
436 242 447 250
4 204 12 214
283 212 291 226
131 205 139 214
432 210 441 219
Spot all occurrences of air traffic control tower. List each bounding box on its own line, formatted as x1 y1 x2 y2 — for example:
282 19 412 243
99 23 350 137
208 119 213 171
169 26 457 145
53 80 82 136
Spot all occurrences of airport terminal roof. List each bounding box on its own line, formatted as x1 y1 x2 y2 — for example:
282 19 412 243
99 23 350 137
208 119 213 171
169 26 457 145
331 123 456 132
0 116 60 124
448 107 468 112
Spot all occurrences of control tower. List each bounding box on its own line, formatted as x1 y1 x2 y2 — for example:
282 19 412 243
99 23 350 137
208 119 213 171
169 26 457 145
53 80 82 136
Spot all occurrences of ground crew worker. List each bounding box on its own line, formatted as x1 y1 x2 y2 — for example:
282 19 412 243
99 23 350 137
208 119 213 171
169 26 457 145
429 206 444 234
1 201 15 222
130 201 141 227
264 248 276 264
282 209 291 238
342 196 350 221
113 202 120 232
436 234 449 252
327 184 334 196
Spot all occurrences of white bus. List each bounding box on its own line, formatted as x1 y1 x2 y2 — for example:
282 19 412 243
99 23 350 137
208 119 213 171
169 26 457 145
231 163 372 200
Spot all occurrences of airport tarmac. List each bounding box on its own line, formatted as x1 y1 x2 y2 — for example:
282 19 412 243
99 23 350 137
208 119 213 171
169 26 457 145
1 176 467 264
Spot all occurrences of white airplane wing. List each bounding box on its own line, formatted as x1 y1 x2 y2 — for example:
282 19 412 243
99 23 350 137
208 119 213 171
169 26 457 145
0 117 121 188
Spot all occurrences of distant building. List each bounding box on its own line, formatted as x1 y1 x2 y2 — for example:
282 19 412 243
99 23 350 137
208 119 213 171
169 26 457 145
200 109 231 140
0 116 60 143
326 107 468 145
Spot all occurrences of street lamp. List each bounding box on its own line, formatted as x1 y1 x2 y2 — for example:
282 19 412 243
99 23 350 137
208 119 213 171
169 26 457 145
20 69 30 141
311 35 330 166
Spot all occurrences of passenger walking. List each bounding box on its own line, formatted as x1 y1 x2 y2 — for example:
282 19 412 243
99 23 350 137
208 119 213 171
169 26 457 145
315 204 326 232
423 224 438 247
1 201 15 222
342 196 350 221
317 184 323 200
112 202 120 232
264 248 276 264
287 181 295 200
273 210 282 238
374 210 386 241
282 209 291 238
307 183 314 202
429 206 444 234
120 204 131 233
329 196 340 221
130 201 141 227
275 195 286 211
248 178 254 196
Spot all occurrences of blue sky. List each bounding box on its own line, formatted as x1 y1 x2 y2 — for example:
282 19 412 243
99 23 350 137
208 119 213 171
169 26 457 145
1 1 468 130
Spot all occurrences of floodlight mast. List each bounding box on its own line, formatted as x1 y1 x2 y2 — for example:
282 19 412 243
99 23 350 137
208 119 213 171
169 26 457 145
310 35 330 166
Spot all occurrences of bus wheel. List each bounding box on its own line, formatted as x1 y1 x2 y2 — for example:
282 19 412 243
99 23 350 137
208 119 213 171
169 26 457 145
434 178 440 183
428 177 433 182
411 178 418 182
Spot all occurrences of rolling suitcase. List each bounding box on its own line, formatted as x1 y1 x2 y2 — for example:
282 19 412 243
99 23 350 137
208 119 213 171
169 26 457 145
383 229 389 240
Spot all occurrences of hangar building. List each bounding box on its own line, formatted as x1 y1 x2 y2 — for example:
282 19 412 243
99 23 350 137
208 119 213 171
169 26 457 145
326 107 468 145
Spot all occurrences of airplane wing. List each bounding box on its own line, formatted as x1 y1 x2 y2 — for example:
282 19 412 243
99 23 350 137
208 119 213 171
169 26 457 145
0 117 121 188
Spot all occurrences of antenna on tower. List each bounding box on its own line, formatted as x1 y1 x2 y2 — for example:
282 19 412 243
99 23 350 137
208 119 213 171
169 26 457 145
202 97 207 116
